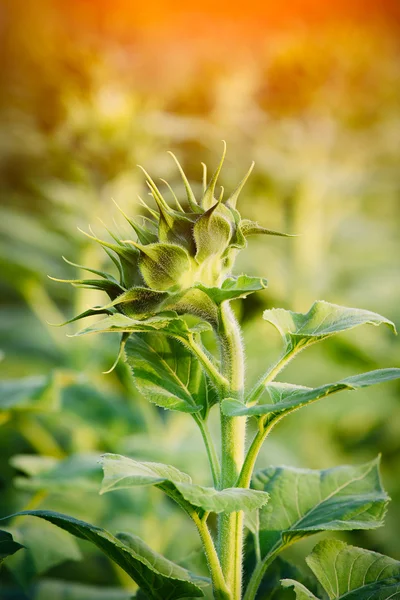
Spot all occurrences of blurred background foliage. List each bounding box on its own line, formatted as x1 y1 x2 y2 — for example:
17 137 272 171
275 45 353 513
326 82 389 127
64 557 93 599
0 0 399 597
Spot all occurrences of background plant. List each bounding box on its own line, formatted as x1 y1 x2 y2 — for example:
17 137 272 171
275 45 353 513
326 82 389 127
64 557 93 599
2 147 400 600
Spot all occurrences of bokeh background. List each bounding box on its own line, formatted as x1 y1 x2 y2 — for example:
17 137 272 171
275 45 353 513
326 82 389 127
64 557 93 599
1 1 400 598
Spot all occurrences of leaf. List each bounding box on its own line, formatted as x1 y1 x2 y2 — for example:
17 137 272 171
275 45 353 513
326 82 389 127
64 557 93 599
3 517 82 588
193 202 233 262
128 242 191 291
283 540 400 599
176 484 269 514
94 287 170 318
221 368 400 417
281 581 319 599
0 373 60 415
263 301 396 352
101 454 269 514
196 275 268 305
124 333 207 413
0 530 24 564
252 458 389 561
240 219 293 238
245 556 320 600
73 312 210 340
2 510 204 600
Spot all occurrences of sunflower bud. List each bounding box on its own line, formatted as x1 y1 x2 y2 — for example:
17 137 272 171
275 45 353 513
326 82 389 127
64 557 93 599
56 144 291 333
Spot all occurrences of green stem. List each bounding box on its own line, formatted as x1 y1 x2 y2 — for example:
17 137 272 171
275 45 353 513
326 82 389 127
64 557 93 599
162 485 229 599
245 350 295 406
184 334 229 391
243 547 281 600
193 414 221 488
237 418 278 489
217 303 246 600
193 514 231 600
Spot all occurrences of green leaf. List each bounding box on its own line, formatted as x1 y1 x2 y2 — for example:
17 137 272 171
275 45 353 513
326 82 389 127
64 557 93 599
240 219 293 238
101 454 269 514
73 312 196 338
128 242 192 291
124 333 208 413
3 517 82 588
221 368 400 417
0 373 60 415
281 580 319 599
283 539 400 599
263 301 396 352
245 556 320 600
2 510 204 600
0 530 24 564
193 202 233 262
252 457 388 561
196 275 268 305
93 287 170 318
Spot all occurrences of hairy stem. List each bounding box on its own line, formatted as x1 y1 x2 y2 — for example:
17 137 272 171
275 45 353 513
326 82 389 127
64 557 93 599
162 485 229 599
245 350 295 406
243 547 281 600
217 303 246 599
184 334 229 391
193 514 231 600
193 414 221 488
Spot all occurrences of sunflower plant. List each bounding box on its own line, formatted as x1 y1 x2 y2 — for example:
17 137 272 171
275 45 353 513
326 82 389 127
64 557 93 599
3 145 400 600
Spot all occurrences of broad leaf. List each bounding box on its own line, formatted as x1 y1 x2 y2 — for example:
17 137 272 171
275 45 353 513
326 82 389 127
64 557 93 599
0 374 60 415
0 530 24 564
222 368 400 417
3 517 82 588
124 334 209 413
196 275 268 305
101 454 269 514
3 510 204 599
283 540 400 599
263 301 396 352
73 312 210 340
252 458 388 560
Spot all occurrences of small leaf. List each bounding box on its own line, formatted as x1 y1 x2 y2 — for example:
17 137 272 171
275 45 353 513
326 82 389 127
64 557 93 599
263 300 396 352
73 313 188 337
126 242 191 291
226 162 254 209
252 458 389 561
0 530 24 564
2 510 204 599
241 219 293 237
93 287 170 318
281 580 319 599
101 454 269 514
196 275 267 305
221 368 400 417
193 202 233 263
201 141 226 210
100 454 192 493
176 483 269 514
283 539 400 599
125 333 208 413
